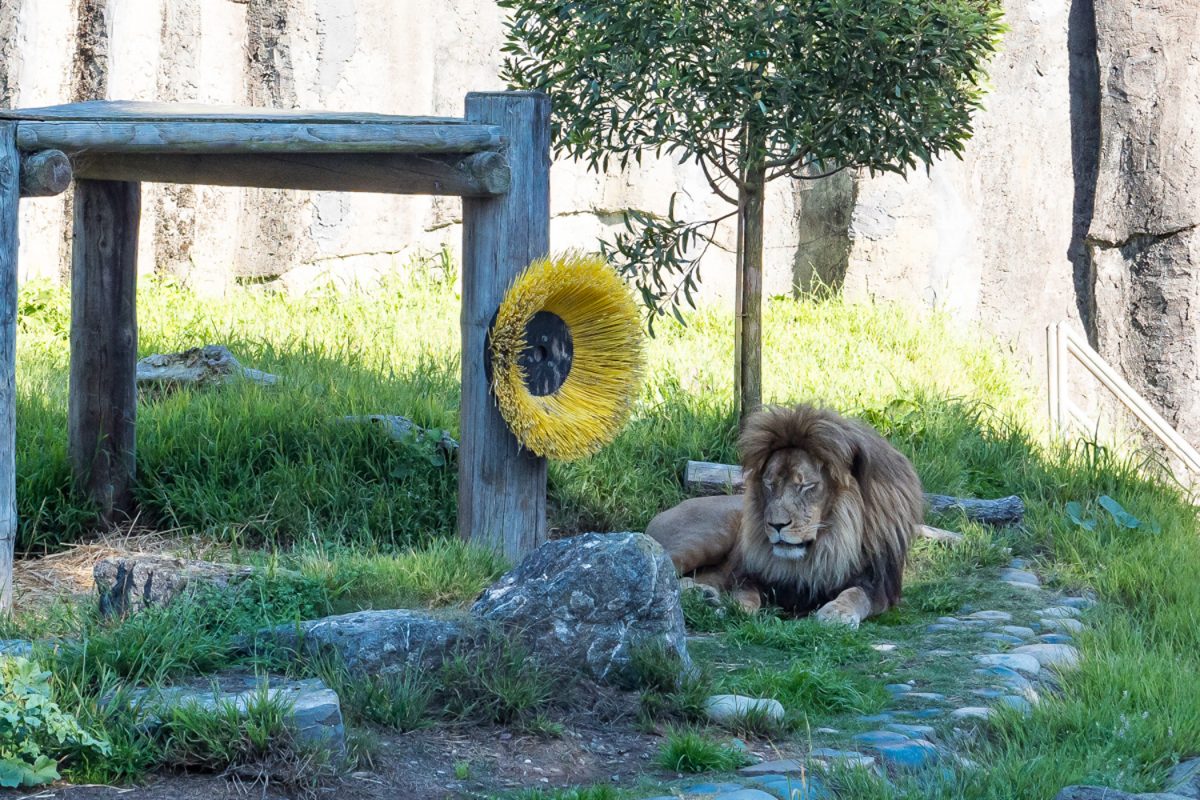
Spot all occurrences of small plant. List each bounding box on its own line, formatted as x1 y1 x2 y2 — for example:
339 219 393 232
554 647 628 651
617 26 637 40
453 760 471 780
655 728 751 773
726 661 885 716
728 616 875 665
0 657 109 788
340 670 436 732
439 632 563 726
679 589 758 633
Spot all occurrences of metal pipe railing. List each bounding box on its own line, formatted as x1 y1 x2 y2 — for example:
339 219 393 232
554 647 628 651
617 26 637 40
1046 322 1200 477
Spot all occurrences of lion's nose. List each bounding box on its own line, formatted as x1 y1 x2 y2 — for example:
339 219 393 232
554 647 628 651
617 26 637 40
768 521 789 533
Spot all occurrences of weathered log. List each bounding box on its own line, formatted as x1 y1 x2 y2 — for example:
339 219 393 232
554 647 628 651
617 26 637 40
15 120 503 155
0 124 18 611
69 179 140 523
458 92 551 563
683 460 1025 527
69 150 509 197
19 149 72 197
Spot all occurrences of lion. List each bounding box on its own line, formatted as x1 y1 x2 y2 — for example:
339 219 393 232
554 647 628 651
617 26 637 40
646 404 923 627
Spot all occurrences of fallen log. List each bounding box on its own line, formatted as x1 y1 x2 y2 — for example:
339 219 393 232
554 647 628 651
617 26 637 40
683 460 1025 527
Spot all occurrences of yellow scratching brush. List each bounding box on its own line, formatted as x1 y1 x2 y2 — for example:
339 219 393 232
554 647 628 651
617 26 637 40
489 252 644 460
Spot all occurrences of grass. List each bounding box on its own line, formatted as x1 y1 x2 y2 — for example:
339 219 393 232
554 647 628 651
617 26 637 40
7 271 1200 797
655 727 752 773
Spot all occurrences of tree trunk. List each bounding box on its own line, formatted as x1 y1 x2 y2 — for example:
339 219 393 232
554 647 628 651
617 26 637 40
735 158 766 423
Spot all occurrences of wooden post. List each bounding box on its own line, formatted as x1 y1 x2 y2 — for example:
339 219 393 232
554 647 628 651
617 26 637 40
460 91 551 563
69 179 140 524
0 124 19 611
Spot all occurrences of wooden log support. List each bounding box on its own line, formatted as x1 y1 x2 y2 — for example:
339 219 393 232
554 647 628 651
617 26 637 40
0 124 19 611
459 91 551 563
19 150 72 197
68 150 509 197
16 120 504 154
69 179 140 524
683 460 1025 527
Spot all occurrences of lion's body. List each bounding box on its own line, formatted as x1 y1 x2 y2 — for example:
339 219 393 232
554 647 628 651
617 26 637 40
646 404 924 626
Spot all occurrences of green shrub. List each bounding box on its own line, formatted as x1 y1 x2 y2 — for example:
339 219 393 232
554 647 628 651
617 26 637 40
0 657 109 788
439 633 563 727
655 728 751 773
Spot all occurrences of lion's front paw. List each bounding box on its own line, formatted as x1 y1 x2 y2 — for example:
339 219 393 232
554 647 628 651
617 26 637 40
814 601 862 629
679 577 722 607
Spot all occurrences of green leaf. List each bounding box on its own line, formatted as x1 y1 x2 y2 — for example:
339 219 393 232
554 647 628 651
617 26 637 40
1064 501 1097 531
1097 495 1142 529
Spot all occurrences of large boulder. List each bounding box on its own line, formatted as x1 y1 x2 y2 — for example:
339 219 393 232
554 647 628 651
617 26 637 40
470 532 691 683
256 609 464 676
95 554 261 617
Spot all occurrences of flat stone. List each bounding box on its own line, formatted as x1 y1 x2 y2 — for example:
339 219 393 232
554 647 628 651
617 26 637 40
1038 633 1075 644
982 632 1024 646
712 791 777 800
741 760 806 776
94 554 261 616
1011 643 1080 670
972 688 1006 699
973 666 1034 691
1041 617 1084 633
1039 605 1082 619
0 639 32 657
126 673 343 749
901 707 946 720
925 624 961 633
257 608 463 675
966 610 1013 622
472 533 691 683
808 748 876 769
949 706 992 721
1000 625 1037 639
975 653 1041 675
871 643 897 652
872 739 938 770
859 712 895 724
1061 596 1097 609
685 783 746 795
745 776 830 800
901 692 947 702
935 617 963 625
998 695 1033 713
884 683 912 695
886 722 936 738
1055 788 1137 800
1004 581 1043 591
1169 757 1200 797
1009 558 1029 569
999 568 1040 586
852 730 910 746
706 695 786 725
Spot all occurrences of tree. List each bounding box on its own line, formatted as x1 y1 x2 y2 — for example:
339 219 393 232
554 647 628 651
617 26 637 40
498 0 1004 420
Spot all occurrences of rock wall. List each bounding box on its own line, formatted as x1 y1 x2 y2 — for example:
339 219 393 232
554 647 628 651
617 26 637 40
3 0 1198 441
0 0 798 298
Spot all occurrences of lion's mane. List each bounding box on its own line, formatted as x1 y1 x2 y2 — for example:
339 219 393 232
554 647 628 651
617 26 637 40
735 404 923 615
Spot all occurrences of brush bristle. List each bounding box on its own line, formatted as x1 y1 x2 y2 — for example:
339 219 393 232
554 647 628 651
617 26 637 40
490 252 644 461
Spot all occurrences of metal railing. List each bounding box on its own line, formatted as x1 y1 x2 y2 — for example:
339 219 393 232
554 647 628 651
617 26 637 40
1046 321 1200 477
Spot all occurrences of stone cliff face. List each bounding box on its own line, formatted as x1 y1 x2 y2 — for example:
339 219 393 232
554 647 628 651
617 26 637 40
1 0 1197 439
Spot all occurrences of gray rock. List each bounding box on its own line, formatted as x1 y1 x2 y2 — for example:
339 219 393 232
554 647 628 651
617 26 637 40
0 639 32 657
982 632 1024 646
853 730 909 746
705 695 785 726
949 706 992 721
807 749 876 769
1041 617 1084 633
966 610 1013 622
126 673 343 749
886 722 936 738
740 759 807 776
973 665 1034 691
884 683 913 695
1061 596 1097 610
1000 625 1037 639
1055 789 1136 800
872 739 938 770
1011 643 1080 670
258 609 463 675
1169 757 1200 798
1039 605 1082 619
338 414 459 452
471 532 691 683
999 568 1040 586
975 652 1041 675
1038 633 1075 644
998 695 1033 713
95 554 260 616
683 783 745 795
711 790 778 800
137 345 278 389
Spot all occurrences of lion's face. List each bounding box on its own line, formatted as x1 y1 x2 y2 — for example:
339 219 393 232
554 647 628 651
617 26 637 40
758 448 830 561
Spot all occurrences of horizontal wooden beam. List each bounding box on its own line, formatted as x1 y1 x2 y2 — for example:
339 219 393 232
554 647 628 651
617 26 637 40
69 149 510 196
17 120 503 155
19 149 72 197
683 460 1025 527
